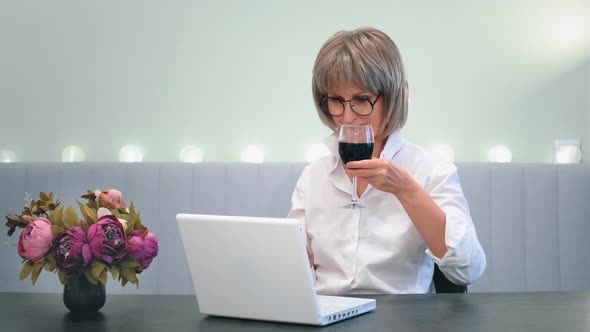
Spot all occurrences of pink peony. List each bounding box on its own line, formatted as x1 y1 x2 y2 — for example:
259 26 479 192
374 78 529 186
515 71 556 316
54 226 93 279
17 218 55 262
94 189 126 210
127 229 159 269
87 215 127 264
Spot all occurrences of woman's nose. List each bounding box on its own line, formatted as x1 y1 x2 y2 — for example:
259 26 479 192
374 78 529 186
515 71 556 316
341 103 357 123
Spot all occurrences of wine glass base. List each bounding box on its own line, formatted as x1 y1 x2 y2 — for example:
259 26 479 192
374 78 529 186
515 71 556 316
340 202 365 209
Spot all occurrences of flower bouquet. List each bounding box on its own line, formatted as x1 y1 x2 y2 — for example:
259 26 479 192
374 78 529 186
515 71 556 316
4 189 158 292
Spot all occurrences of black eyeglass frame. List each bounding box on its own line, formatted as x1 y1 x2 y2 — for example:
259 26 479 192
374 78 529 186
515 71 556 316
320 94 381 117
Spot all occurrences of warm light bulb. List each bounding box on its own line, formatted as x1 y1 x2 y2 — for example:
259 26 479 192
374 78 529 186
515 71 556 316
306 143 331 163
179 145 203 163
0 149 16 163
429 144 455 162
61 145 86 162
119 144 144 162
555 140 582 164
545 11 590 51
240 145 264 163
487 145 512 163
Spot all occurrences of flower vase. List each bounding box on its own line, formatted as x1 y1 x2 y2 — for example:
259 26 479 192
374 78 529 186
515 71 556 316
63 277 106 312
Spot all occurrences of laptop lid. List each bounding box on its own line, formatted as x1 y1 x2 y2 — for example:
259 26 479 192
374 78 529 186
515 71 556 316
177 213 324 325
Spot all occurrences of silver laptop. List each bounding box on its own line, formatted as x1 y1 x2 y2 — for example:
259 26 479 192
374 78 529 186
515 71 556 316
176 213 376 326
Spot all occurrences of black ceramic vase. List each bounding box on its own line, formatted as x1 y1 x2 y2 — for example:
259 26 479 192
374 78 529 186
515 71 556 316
63 277 106 312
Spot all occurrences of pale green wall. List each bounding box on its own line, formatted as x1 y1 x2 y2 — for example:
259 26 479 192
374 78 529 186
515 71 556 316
1 0 588 162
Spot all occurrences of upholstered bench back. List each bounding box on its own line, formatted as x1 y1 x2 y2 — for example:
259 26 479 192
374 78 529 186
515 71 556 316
0 163 587 294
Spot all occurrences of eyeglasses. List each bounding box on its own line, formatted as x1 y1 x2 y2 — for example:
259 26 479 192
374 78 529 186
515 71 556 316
320 94 381 117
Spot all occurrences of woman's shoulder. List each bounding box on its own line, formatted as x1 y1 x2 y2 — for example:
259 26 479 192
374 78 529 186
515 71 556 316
299 134 339 178
397 140 457 176
302 154 337 178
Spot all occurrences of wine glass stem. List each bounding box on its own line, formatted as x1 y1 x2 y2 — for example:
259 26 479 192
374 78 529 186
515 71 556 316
351 176 359 203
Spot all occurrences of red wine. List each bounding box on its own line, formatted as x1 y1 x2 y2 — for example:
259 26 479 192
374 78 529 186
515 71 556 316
338 142 374 164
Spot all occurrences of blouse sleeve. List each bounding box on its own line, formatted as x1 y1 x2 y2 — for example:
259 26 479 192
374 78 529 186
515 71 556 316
424 161 487 285
287 165 308 221
287 166 317 280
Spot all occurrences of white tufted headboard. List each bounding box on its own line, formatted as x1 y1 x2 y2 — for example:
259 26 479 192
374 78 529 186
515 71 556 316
0 163 588 294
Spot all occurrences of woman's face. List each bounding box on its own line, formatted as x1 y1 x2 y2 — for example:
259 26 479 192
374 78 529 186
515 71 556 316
328 84 386 142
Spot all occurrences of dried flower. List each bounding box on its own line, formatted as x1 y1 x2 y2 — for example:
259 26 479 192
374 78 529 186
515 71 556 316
5 190 157 286
17 218 55 263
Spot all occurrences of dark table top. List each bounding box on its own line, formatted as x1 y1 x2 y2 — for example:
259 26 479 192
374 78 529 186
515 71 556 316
0 291 588 332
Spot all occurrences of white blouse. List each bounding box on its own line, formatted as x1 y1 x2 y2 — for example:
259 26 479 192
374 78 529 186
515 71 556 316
288 131 486 294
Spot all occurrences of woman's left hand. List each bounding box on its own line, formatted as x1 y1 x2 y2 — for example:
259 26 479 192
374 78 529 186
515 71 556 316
345 159 418 197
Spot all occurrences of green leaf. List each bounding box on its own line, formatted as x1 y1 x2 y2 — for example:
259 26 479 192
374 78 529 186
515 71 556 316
43 259 55 272
128 201 136 215
107 265 119 280
127 202 144 231
121 202 139 234
31 262 43 285
98 269 107 285
5 214 28 237
80 219 89 232
83 270 99 285
136 213 144 230
119 259 141 268
110 209 121 218
84 205 97 223
91 260 106 279
120 266 138 284
127 202 139 228
19 261 34 280
62 206 80 229
57 270 66 285
77 201 98 224
40 192 49 202
124 220 135 235
50 225 66 235
48 206 64 226
77 202 89 221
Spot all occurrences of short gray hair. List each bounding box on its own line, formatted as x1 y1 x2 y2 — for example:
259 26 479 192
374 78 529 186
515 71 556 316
312 27 409 136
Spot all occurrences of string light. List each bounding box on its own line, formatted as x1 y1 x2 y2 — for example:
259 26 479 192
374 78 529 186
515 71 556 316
119 144 144 162
0 150 16 163
487 145 512 163
179 145 203 163
554 139 582 164
61 145 86 162
429 144 455 162
240 145 264 163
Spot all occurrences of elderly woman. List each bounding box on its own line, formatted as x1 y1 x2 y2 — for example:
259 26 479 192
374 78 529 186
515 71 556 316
288 27 486 294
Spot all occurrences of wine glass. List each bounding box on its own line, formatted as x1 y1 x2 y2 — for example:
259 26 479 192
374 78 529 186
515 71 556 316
338 124 374 209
